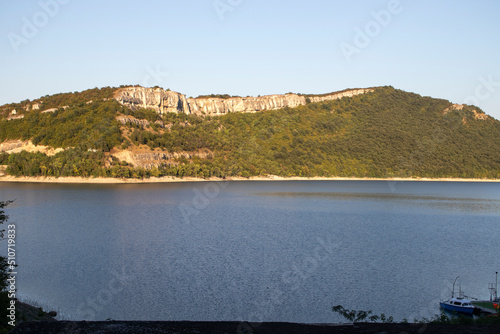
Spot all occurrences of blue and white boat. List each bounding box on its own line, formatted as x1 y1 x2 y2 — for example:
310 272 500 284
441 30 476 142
440 276 477 315
440 297 476 314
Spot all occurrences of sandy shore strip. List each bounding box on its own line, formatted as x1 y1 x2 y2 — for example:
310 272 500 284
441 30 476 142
0 175 499 184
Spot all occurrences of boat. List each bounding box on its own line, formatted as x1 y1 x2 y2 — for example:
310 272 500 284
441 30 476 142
439 276 478 315
440 297 476 314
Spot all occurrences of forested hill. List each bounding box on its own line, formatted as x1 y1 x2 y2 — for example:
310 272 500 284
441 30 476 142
0 86 499 179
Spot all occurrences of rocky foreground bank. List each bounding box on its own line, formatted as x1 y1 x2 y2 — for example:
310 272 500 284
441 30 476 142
8 321 500 334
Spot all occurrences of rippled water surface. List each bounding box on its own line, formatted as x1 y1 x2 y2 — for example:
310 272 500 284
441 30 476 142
0 180 499 322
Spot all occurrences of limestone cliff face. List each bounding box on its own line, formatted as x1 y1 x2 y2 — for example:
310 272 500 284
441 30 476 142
114 86 374 116
114 87 190 114
112 149 212 169
0 140 64 156
116 115 165 128
307 88 374 103
186 94 307 115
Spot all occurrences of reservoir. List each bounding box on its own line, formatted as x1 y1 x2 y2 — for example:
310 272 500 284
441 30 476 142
0 180 499 323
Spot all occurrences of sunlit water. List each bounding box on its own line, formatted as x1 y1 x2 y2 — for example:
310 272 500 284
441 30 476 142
0 180 499 323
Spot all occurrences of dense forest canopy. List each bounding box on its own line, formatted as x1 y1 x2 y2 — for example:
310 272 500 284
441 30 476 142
0 99 123 151
0 86 117 117
0 86 499 179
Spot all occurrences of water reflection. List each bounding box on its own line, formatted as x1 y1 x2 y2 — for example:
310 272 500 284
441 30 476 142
255 192 500 213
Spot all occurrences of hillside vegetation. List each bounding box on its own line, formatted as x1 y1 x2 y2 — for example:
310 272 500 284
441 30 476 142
1 86 499 179
0 86 117 117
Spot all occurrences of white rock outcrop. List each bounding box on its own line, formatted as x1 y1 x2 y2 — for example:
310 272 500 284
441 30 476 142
114 86 374 116
0 140 64 155
114 87 190 115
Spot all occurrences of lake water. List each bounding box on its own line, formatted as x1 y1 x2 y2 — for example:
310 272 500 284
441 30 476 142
0 180 499 323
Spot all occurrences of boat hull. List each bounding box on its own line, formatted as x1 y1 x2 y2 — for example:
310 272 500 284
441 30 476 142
440 301 475 314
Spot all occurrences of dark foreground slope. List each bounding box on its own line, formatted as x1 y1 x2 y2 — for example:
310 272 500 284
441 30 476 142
8 321 500 334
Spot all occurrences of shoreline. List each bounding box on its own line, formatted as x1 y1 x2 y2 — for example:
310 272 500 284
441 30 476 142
1 175 499 184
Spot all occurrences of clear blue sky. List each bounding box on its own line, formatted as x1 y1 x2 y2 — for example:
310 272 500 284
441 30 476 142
1 0 499 119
